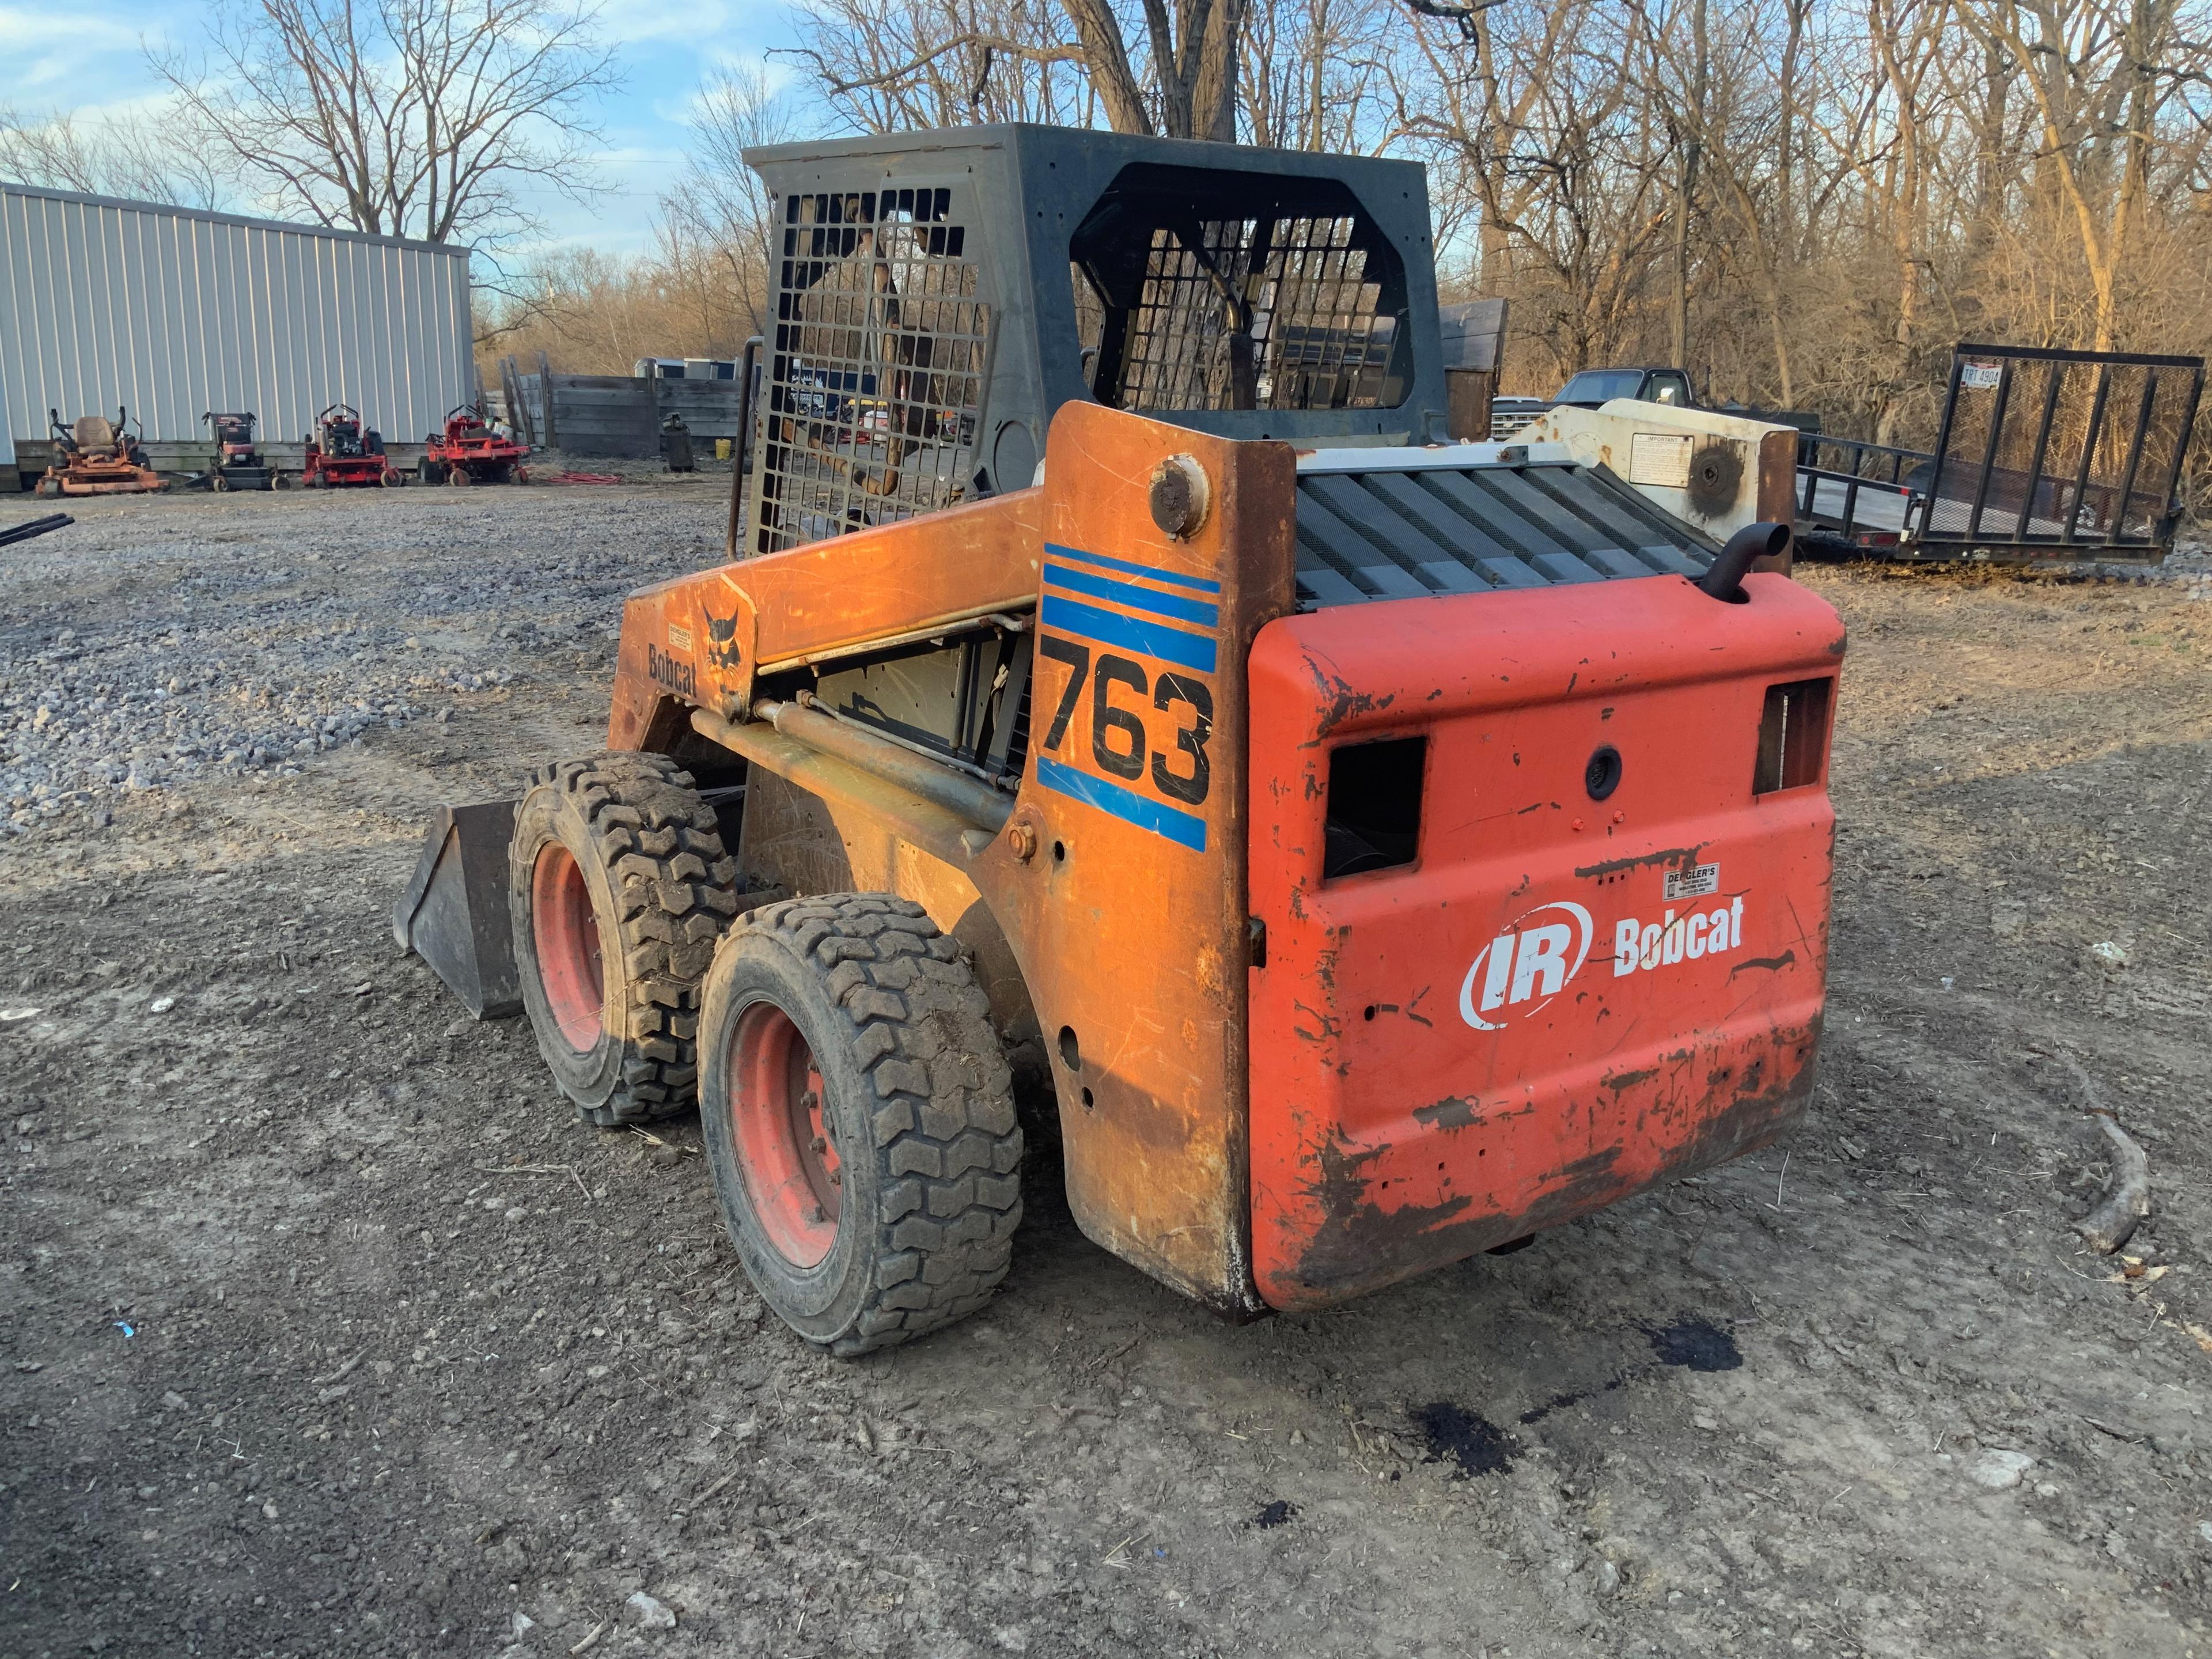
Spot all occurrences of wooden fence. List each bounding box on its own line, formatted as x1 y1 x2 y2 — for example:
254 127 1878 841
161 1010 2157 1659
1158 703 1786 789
491 353 747 459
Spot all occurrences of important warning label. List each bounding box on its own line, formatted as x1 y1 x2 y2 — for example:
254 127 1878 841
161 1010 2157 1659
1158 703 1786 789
1629 431 1695 489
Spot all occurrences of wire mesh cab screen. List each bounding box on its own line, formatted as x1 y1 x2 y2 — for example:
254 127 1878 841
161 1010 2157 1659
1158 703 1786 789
1070 166 1410 415
753 186 990 555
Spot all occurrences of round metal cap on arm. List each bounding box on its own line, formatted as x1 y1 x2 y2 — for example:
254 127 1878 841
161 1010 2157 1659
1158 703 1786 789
1696 521 1792 604
1149 454 1211 539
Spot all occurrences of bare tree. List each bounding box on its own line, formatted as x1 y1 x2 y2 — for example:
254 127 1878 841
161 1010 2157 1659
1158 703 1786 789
486 0 2212 482
151 0 618 251
1240 0 1402 151
661 67 807 345
0 106 236 210
786 0 1249 137
785 0 1099 130
1952 0 2212 347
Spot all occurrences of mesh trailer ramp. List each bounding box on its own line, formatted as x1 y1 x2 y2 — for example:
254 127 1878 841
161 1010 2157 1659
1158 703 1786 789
1795 344 2205 566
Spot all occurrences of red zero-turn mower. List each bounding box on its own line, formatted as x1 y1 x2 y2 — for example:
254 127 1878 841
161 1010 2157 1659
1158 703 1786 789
303 404 402 488
420 406 529 486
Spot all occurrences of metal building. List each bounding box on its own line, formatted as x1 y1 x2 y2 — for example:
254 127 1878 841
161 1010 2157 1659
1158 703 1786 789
0 181 472 476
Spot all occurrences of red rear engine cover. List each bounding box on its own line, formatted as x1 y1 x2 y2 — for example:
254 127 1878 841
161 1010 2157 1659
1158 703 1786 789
1247 571 1844 1311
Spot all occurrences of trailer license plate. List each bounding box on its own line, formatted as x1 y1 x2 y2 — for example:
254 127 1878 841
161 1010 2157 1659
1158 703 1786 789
1665 862 1720 900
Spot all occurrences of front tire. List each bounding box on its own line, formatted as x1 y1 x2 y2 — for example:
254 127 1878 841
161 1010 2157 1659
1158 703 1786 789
511 753 741 1125
699 895 1023 1356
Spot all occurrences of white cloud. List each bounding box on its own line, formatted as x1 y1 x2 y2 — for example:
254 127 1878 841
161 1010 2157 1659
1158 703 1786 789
594 0 743 48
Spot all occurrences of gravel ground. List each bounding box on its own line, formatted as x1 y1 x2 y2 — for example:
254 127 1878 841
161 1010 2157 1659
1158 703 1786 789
3 483 2212 1659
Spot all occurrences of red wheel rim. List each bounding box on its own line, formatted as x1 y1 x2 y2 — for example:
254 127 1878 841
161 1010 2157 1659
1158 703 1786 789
729 1002 840 1267
531 843 604 1051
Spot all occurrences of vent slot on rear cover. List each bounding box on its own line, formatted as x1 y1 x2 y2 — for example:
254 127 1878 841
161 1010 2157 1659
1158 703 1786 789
1323 736 1426 878
1753 678 1833 795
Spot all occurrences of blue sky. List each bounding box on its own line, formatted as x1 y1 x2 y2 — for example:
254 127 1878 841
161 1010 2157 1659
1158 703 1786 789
5 0 812 256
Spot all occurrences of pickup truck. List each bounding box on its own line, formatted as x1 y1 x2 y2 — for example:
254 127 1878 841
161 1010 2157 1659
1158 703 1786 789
1490 366 1699 438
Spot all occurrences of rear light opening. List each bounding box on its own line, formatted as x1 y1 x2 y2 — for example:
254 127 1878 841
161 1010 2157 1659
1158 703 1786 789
1323 735 1426 879
1753 677 1834 795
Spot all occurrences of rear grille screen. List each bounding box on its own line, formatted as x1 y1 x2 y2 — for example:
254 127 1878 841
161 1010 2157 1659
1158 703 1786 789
1072 168 1410 415
1291 461 1717 607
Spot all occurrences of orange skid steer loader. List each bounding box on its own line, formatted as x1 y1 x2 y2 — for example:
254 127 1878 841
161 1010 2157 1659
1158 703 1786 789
396 127 1844 1353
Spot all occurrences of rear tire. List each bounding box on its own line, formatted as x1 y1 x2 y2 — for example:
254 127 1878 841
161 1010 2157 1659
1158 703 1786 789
698 895 1023 1356
511 752 741 1125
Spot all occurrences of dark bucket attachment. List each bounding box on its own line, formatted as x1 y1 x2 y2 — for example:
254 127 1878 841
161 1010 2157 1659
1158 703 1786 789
392 800 521 1018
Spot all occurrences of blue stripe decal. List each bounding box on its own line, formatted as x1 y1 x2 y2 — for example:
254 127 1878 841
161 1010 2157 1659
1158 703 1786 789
1043 562 1221 628
1041 595 1218 673
1045 540 1224 595
1036 757 1208 851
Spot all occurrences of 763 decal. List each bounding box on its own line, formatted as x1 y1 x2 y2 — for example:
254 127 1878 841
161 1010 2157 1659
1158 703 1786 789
1029 540 1225 852
1037 638 1213 806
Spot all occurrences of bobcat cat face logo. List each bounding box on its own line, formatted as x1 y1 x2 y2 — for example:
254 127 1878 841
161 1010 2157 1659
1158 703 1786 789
704 611 743 672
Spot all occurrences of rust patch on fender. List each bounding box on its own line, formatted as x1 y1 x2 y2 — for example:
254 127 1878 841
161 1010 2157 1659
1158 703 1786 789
1292 1134 1475 1293
1278 1025 1820 1307
1729 950 1797 975
1574 844 1706 881
1301 654 1399 738
1412 1096 1479 1130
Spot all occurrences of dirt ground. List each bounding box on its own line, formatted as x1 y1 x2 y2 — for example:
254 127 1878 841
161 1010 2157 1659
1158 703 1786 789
3 481 2211 1659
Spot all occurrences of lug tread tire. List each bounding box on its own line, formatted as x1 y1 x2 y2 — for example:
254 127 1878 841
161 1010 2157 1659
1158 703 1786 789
516 751 741 1126
717 893 1021 1356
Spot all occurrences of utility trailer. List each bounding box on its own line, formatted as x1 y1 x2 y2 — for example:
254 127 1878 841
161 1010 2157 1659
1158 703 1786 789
396 126 1843 1355
1796 344 2204 563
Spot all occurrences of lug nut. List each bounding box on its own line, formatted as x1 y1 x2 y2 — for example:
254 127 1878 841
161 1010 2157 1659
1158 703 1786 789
810 1135 827 1153
828 1169 842 1187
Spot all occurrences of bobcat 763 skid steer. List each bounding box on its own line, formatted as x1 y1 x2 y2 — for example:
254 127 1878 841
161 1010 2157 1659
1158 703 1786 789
396 126 1845 1355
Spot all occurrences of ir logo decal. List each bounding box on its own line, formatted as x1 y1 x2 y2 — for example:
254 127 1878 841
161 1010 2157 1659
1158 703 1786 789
1459 902 1596 1031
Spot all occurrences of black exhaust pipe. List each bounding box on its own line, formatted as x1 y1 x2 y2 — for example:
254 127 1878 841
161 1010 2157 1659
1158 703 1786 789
1697 520 1791 603
0 513 73 548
